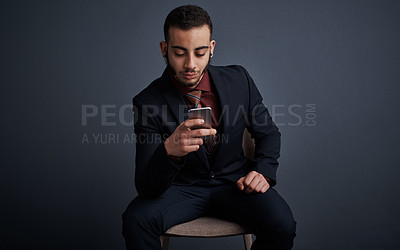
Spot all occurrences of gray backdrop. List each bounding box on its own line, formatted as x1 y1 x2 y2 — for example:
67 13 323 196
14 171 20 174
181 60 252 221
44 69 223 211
1 0 400 249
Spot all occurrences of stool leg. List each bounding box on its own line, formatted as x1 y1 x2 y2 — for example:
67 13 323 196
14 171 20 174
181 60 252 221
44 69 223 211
243 234 253 250
160 235 170 250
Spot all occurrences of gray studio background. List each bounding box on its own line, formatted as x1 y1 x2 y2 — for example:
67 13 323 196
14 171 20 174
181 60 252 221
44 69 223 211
1 0 400 249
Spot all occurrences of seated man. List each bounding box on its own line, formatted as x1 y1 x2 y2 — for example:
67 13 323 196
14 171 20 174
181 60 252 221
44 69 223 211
122 5 296 250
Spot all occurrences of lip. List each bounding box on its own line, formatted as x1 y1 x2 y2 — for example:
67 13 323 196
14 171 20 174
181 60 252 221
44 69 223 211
182 73 197 80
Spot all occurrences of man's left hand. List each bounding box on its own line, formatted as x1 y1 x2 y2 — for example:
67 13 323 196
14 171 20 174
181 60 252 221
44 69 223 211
236 171 270 194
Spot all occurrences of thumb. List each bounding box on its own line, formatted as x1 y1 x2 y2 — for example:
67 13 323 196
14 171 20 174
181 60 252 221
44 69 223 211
236 177 245 190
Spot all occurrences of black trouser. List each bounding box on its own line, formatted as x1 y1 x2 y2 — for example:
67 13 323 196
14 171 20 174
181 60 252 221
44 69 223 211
122 183 296 250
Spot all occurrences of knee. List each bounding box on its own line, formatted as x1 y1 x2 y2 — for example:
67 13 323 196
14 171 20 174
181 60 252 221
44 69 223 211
266 190 296 240
275 216 296 241
256 208 296 242
267 211 296 247
254 215 296 250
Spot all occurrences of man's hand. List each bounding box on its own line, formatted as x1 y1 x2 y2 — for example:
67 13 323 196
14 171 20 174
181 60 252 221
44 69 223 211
164 118 217 157
236 171 270 194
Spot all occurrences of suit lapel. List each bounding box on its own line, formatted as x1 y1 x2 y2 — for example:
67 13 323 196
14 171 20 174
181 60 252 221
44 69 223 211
160 82 187 127
208 65 230 135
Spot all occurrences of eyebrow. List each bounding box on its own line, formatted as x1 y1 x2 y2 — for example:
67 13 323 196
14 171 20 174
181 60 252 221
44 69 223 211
171 46 209 51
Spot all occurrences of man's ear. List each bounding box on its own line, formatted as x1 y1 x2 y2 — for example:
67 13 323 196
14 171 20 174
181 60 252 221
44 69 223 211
210 40 216 57
160 41 168 57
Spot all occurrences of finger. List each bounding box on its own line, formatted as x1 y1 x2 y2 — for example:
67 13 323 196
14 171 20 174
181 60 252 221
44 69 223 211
253 179 266 193
236 177 245 190
182 144 200 153
261 182 270 193
182 119 204 130
245 178 260 193
182 137 203 146
245 172 266 193
243 171 258 187
189 128 217 138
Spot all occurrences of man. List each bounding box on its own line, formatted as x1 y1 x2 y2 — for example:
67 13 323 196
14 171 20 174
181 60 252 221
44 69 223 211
123 5 296 250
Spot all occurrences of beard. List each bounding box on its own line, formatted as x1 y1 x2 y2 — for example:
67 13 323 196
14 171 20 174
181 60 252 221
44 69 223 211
165 53 211 88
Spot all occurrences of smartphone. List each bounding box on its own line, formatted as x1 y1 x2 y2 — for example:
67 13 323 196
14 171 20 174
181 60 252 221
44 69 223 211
187 107 212 130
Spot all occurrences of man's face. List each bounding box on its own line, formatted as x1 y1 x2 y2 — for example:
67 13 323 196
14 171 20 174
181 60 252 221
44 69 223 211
160 26 215 88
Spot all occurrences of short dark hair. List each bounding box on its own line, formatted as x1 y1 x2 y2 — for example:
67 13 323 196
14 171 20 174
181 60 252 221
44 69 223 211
163 5 213 42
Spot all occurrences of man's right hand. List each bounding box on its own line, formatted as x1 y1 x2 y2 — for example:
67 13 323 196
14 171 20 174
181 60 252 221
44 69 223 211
164 119 217 157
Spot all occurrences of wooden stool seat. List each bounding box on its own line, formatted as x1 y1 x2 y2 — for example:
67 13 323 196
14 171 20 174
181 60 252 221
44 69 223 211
165 216 250 237
161 217 253 250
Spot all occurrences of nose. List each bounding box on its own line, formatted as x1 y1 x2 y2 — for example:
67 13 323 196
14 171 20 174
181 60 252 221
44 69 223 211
184 54 195 70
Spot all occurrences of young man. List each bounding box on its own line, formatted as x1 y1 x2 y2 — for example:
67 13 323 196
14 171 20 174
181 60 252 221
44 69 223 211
123 5 296 249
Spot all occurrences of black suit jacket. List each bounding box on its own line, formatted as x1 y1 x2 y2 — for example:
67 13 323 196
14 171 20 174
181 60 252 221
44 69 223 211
132 65 281 197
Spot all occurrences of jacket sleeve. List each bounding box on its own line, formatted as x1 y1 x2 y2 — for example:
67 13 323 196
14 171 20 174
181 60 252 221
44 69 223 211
241 66 281 187
132 97 186 197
